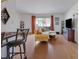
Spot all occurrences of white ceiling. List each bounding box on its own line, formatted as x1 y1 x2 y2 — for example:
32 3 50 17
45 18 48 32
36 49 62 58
16 0 77 14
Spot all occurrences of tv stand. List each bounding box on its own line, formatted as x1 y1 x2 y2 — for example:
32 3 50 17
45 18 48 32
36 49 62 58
63 29 75 42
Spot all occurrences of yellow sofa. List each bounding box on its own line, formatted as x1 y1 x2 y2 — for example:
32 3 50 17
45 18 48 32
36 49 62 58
35 34 49 41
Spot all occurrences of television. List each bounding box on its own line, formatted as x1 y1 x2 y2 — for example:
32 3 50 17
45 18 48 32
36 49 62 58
66 18 72 28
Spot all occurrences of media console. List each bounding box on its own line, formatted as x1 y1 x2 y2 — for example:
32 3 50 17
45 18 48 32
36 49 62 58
63 29 75 42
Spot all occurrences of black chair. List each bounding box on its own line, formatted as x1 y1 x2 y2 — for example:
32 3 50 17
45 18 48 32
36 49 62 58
2 29 29 59
1 32 5 44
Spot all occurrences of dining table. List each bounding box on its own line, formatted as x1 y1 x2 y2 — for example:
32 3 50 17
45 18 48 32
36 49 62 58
1 32 16 47
1 32 16 59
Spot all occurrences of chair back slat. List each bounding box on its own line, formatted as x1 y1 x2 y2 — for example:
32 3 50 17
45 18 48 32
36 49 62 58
16 29 29 42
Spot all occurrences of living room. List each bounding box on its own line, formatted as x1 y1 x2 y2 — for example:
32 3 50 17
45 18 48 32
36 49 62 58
1 0 78 59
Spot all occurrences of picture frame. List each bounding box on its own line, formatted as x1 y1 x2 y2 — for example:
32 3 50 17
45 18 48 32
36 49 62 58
1 8 10 24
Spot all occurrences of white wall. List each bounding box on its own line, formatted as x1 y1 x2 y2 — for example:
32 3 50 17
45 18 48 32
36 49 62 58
1 0 21 32
19 13 32 32
64 3 78 43
65 3 78 19
1 0 32 32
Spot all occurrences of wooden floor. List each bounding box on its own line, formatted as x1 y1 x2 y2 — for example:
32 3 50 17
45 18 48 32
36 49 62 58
14 34 77 59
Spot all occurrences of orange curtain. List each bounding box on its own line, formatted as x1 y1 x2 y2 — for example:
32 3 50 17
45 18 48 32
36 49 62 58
51 16 54 31
32 16 36 34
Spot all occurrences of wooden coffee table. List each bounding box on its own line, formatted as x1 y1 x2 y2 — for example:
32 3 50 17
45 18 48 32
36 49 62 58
49 35 55 39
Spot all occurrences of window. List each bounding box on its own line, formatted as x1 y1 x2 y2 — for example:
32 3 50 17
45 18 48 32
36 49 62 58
36 18 51 27
36 17 51 31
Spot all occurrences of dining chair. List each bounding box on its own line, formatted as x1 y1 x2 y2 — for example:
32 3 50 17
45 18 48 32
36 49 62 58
2 29 29 59
1 32 5 44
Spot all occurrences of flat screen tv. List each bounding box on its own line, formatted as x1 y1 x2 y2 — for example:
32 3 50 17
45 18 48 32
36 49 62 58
66 18 72 28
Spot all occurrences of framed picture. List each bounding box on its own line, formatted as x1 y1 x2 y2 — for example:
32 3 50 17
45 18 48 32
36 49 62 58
1 8 10 24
